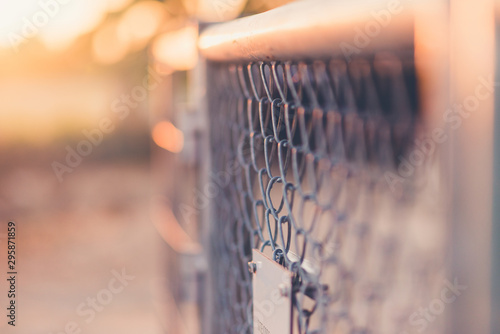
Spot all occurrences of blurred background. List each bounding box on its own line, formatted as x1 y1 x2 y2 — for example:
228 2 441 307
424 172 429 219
0 0 498 333
0 0 292 333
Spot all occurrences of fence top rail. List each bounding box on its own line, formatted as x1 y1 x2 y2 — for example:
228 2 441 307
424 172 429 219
198 0 417 62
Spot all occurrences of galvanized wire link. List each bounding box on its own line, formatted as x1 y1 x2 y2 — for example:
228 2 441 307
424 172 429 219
207 55 446 334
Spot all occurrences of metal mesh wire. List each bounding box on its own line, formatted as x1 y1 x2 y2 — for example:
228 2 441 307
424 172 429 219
207 54 447 334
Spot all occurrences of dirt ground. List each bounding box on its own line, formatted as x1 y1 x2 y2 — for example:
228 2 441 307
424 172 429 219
0 156 166 334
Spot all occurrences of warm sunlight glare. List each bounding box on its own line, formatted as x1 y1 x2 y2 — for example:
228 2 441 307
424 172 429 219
190 0 247 22
0 0 112 51
0 0 41 48
105 0 134 13
40 1 109 51
152 121 184 153
151 25 198 71
118 1 167 51
92 19 130 65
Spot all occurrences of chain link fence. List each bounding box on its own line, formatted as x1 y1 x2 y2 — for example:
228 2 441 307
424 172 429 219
206 54 447 334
